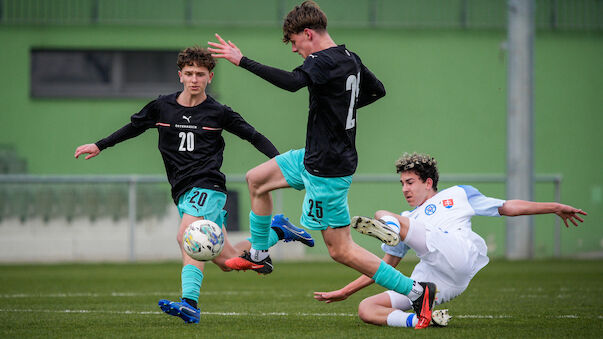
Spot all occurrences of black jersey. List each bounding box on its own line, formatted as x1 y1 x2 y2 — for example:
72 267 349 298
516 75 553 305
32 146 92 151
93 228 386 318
296 45 384 177
240 45 385 178
96 92 278 203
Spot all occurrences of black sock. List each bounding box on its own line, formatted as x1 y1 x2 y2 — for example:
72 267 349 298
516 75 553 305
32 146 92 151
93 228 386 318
183 298 198 309
271 226 285 240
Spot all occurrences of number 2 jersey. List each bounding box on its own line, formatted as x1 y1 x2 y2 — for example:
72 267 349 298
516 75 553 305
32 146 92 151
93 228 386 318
95 92 279 204
240 45 385 177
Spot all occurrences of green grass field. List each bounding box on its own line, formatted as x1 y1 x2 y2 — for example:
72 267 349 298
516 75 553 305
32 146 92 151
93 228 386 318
1 259 601 338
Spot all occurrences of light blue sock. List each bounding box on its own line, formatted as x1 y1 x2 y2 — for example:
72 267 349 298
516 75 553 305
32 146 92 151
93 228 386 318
247 228 279 248
372 260 414 295
249 211 272 250
181 264 203 302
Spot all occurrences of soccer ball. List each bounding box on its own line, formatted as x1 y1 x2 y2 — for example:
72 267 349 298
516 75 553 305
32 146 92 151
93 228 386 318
182 219 225 261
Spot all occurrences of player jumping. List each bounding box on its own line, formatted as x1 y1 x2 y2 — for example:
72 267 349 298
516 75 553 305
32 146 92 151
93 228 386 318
209 1 437 329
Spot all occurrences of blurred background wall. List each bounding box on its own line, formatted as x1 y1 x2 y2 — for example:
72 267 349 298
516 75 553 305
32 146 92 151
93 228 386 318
0 0 601 261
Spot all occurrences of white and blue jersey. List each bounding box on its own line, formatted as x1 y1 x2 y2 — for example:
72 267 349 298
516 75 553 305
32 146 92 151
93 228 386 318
383 185 505 305
383 185 504 257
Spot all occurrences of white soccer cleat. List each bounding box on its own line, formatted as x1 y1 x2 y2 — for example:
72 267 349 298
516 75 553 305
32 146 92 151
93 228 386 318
351 216 401 246
430 309 451 327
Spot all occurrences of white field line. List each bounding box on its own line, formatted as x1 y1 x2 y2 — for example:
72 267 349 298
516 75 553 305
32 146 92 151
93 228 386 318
0 308 355 317
0 291 255 298
0 309 597 320
1 293 599 319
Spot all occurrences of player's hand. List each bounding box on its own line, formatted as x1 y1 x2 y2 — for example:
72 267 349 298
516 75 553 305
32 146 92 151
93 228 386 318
313 290 349 303
74 143 100 160
208 33 243 66
555 204 587 227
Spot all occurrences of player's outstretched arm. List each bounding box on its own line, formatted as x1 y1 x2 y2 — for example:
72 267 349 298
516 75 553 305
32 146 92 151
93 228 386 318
208 34 309 92
498 200 587 227
314 254 401 303
208 33 243 66
74 143 101 160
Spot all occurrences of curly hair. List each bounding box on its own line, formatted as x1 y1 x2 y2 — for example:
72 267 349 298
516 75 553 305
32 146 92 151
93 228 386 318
282 1 328 43
395 152 439 191
177 46 216 71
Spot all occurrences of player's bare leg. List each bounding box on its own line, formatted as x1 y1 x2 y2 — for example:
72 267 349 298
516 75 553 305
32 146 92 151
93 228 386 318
352 212 436 328
246 159 289 215
159 213 204 323
321 226 383 276
358 292 450 328
212 227 250 271
358 292 395 326
224 159 290 274
178 214 207 271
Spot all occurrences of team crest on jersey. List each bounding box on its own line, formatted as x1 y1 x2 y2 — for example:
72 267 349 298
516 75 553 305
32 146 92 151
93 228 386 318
442 199 454 209
425 204 437 215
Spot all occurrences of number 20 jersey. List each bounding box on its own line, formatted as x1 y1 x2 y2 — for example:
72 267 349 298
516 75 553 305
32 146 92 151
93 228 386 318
129 93 261 203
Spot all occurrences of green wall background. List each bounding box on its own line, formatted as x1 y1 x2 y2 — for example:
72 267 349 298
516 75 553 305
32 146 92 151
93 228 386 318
0 20 601 258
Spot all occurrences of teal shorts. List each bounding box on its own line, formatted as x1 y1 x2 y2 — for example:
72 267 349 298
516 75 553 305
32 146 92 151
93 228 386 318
177 188 227 228
275 149 353 230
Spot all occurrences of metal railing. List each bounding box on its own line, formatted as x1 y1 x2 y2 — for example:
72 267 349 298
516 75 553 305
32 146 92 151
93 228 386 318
0 173 563 260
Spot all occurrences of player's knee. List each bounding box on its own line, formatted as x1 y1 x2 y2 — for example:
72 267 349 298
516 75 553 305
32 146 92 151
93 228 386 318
327 246 350 265
176 231 184 246
357 299 377 325
246 168 265 195
326 246 343 262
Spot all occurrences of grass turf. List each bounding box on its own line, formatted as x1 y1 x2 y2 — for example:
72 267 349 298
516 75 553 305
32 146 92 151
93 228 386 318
0 259 601 338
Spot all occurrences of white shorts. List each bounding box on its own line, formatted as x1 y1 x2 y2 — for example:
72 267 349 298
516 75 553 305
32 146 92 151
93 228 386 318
388 219 489 308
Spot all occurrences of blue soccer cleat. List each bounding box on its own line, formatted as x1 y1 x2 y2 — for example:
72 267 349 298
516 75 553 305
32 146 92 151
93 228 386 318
271 214 314 247
158 299 200 324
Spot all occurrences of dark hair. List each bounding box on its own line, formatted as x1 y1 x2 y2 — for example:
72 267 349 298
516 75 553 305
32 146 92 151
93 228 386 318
282 1 327 43
177 46 216 71
395 152 439 191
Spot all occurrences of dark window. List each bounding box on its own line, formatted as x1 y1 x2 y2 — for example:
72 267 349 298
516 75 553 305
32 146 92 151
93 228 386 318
31 49 194 98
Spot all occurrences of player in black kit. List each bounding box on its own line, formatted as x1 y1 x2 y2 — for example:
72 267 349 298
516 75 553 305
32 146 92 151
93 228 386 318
209 1 436 329
74 46 314 324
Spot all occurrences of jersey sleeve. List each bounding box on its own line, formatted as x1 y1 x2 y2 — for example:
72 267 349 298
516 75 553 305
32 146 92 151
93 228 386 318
357 62 386 108
222 106 279 158
239 57 310 92
459 185 506 217
130 99 160 128
381 242 410 258
95 99 157 150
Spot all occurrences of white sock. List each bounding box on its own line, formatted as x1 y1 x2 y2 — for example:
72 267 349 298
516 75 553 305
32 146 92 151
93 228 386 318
387 310 418 327
407 281 424 301
379 215 401 234
249 248 269 261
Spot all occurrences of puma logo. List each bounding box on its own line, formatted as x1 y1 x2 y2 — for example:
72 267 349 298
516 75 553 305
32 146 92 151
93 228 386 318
183 115 192 123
